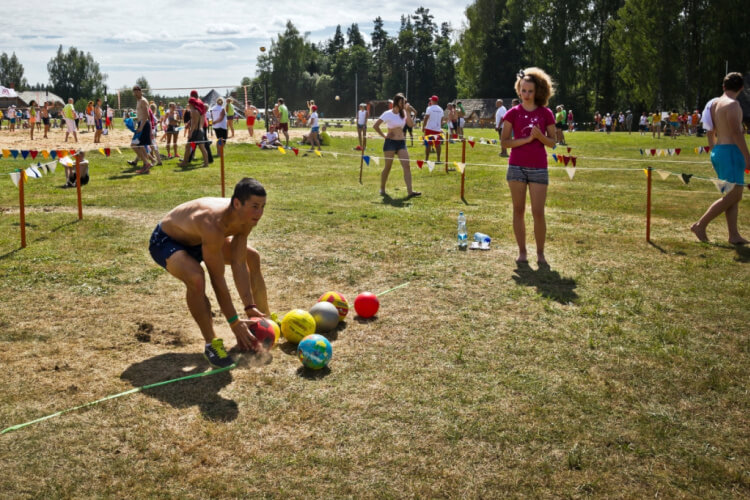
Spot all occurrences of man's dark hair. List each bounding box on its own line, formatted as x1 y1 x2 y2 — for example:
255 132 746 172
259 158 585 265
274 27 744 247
231 177 266 204
278 98 284 104
724 72 744 92
132 85 141 91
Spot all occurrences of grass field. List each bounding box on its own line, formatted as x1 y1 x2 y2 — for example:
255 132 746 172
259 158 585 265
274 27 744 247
1 128 749 498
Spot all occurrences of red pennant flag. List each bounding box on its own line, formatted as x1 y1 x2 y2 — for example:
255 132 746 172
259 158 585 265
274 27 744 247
563 155 570 166
468 140 475 148
105 148 111 157
567 147 571 153
675 148 681 155
571 156 577 167
256 143 262 148
30 150 38 159
69 149 76 156
416 160 424 169
292 148 299 156
451 133 458 139
650 149 656 156
57 149 66 158
190 142 196 151
704 146 711 153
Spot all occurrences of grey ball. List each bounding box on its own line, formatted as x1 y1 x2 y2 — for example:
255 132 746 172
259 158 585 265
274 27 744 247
309 301 340 333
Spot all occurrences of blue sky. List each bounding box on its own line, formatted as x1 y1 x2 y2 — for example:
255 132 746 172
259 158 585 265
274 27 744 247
3 0 471 96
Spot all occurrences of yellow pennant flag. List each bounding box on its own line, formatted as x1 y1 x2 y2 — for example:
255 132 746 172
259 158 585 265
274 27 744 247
41 150 49 159
314 150 322 157
115 147 122 154
22 169 28 184
454 162 465 173
98 148 105 155
2 149 10 158
277 146 286 154
643 169 649 176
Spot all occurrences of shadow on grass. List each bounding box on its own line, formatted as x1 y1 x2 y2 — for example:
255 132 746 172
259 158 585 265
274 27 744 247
648 241 667 253
378 193 415 208
120 352 238 422
512 262 579 304
296 365 332 380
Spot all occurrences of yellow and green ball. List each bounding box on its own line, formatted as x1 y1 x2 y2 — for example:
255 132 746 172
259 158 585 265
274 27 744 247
281 309 316 343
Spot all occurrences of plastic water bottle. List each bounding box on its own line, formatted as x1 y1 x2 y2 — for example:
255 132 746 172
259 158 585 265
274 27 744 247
457 212 468 250
473 232 491 244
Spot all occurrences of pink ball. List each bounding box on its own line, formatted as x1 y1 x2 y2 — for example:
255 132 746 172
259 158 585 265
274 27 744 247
354 292 379 318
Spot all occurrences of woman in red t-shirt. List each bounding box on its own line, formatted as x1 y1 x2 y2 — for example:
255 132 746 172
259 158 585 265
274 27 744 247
501 67 557 265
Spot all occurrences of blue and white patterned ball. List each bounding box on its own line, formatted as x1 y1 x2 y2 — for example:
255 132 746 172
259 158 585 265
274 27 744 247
297 334 332 370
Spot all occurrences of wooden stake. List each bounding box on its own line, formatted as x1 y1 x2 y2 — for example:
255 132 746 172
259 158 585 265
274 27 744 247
18 170 26 248
646 166 652 242
460 139 466 199
219 140 225 197
75 154 82 220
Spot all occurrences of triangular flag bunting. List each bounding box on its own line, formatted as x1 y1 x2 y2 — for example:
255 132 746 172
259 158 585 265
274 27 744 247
650 149 656 156
451 133 458 139
277 146 286 154
331 152 338 159
30 150 38 160
98 148 105 155
643 169 649 176
694 147 700 154
21 169 28 183
565 167 576 180
10 171 21 187
190 142 197 151
571 156 577 167
11 150 19 159
256 143 262 148
567 147 571 153
427 161 435 172
552 153 558 163
657 170 671 180
31 165 42 177
416 160 424 169
675 148 681 155
455 162 465 174
116 148 122 154
69 149 76 156
363 155 370 166
25 166 41 179
50 150 57 160
370 155 378 165
292 148 299 156
668 149 674 156
468 140 475 148
314 150 322 157
105 148 111 157
680 173 693 184
563 156 570 166
712 179 735 194
57 150 66 158
48 162 57 174
640 149 645 156
704 146 711 153
2 149 10 158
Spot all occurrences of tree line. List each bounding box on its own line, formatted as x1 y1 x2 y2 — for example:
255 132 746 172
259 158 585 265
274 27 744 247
2 0 748 118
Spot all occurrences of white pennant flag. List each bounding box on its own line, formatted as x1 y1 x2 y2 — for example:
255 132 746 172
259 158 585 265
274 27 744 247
712 179 735 194
25 167 41 179
668 149 674 156
31 165 44 176
565 167 576 180
454 162 465 173
59 156 74 167
47 161 57 174
657 170 671 180
427 161 435 172
10 172 21 187
331 152 338 159
370 156 379 166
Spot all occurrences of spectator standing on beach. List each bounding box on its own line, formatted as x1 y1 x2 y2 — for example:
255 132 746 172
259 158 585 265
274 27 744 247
41 101 50 138
211 97 228 144
422 95 444 162
226 97 236 138
28 100 37 140
245 101 258 138
62 98 77 142
94 99 103 143
277 98 290 146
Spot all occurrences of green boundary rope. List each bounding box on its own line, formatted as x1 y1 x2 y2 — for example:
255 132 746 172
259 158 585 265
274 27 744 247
1 363 236 435
1 281 412 436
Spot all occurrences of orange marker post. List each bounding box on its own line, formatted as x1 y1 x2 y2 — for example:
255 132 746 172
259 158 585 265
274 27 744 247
646 166 652 242
219 140 225 197
444 132 449 173
18 170 26 248
460 139 467 199
75 154 82 220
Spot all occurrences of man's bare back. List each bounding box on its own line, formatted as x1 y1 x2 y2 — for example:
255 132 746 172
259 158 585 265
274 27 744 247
161 197 240 246
712 96 745 145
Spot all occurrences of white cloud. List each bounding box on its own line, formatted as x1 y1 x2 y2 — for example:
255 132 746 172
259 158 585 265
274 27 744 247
206 24 242 35
179 41 239 51
112 31 153 44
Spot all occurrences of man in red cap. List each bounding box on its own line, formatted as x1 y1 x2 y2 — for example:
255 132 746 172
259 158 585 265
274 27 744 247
422 95 444 162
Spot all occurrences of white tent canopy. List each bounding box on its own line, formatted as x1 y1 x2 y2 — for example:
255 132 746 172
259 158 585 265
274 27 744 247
0 86 19 98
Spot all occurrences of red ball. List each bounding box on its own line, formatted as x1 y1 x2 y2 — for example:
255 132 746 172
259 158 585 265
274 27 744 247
354 292 379 318
249 318 278 350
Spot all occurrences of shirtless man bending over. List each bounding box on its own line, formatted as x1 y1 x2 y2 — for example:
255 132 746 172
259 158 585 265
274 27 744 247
148 177 271 368
691 72 750 245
